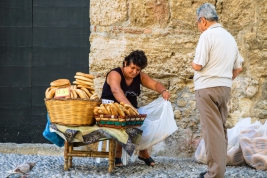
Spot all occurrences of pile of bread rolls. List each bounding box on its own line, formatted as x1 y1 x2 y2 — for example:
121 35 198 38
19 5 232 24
45 72 99 100
73 72 96 94
69 85 99 100
45 79 71 98
93 102 139 116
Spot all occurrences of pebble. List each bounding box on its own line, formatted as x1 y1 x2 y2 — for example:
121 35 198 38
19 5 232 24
0 154 267 178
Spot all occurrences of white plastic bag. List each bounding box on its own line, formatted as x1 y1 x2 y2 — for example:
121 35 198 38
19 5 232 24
226 117 251 166
135 97 178 151
194 139 207 164
194 117 251 166
228 117 251 149
239 120 267 170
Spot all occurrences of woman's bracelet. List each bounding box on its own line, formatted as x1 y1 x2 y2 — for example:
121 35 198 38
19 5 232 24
161 89 169 94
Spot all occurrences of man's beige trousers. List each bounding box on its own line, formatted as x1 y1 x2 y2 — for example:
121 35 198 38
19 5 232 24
195 86 231 178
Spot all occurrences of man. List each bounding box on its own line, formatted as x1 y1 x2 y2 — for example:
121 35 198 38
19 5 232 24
192 3 243 178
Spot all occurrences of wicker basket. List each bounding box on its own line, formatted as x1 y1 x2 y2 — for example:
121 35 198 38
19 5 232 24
94 114 147 129
45 98 101 126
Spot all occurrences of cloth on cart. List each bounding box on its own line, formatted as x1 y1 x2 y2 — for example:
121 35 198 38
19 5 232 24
43 113 65 147
50 124 142 156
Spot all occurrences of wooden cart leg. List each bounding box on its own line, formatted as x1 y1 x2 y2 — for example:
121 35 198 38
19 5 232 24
68 143 73 168
64 141 69 170
108 139 116 172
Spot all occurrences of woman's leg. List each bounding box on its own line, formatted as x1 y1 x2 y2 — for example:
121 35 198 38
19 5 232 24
115 142 122 158
138 149 155 166
115 142 123 167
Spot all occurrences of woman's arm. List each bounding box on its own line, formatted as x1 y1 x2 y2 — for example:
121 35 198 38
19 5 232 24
106 71 132 105
140 72 170 100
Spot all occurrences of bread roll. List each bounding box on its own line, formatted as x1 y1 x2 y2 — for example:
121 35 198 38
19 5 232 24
74 75 93 82
90 93 99 100
240 137 252 147
70 85 77 90
75 89 88 99
251 154 267 170
50 79 70 87
242 146 255 164
76 72 95 79
114 103 125 116
45 87 51 98
109 103 118 115
70 90 73 98
123 108 131 116
77 84 95 91
71 89 78 99
252 137 267 154
89 90 95 94
227 146 244 166
128 108 137 116
47 88 56 98
75 79 94 86
240 128 263 138
51 84 70 89
73 81 85 86
93 108 99 115
100 106 109 115
81 87 92 97
124 104 139 115
106 106 112 114
97 109 104 114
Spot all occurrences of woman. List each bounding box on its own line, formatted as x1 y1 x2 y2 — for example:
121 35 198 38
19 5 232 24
101 50 171 167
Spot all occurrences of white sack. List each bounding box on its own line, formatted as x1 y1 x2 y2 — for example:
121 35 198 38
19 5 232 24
239 120 267 170
135 97 178 151
194 117 251 166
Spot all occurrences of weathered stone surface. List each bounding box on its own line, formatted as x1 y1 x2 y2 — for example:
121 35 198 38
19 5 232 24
231 77 259 98
129 0 170 28
89 0 267 157
254 100 267 119
90 0 127 26
262 80 267 99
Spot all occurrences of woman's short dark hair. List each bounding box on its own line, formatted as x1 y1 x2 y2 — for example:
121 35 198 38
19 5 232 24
124 50 148 69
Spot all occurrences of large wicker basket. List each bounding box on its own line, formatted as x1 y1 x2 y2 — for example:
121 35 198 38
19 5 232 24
45 98 101 126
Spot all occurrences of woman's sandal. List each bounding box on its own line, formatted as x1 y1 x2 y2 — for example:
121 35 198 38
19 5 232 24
115 158 123 167
138 156 155 166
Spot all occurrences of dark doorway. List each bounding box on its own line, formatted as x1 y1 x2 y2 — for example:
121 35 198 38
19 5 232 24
0 0 90 143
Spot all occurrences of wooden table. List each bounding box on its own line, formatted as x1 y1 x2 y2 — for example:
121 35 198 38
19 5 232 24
51 124 141 172
63 139 116 172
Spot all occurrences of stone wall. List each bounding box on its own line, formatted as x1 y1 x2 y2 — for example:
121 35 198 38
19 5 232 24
89 0 267 157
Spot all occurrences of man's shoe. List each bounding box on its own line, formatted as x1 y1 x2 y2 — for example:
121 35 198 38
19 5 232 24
199 171 207 178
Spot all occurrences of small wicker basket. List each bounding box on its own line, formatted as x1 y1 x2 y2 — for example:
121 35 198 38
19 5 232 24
94 114 147 129
45 98 101 126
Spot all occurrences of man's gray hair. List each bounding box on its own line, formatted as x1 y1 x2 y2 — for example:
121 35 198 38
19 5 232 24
196 3 218 22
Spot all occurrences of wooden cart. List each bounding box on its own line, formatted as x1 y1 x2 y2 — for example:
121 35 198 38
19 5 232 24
63 140 116 172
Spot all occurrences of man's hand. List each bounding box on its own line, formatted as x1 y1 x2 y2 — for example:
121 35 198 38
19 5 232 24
192 62 202 71
232 68 242 80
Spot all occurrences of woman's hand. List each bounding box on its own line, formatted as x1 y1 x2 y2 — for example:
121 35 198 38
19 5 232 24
140 72 171 100
162 90 171 101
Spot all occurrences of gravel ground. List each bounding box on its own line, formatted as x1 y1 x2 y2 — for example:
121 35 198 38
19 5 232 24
0 153 267 178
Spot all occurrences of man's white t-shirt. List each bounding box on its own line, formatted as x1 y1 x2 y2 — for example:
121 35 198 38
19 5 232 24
193 23 244 90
